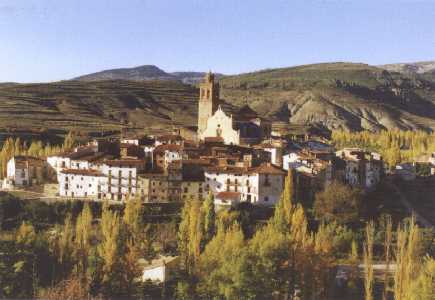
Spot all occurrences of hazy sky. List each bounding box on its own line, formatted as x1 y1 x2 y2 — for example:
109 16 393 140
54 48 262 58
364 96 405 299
1 0 435 82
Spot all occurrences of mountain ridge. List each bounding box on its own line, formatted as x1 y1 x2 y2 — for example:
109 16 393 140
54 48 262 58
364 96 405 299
1 62 435 140
74 65 224 85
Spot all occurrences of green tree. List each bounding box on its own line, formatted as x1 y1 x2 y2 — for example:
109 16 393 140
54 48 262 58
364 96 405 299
273 169 295 232
313 181 362 225
74 204 93 276
98 203 123 296
202 192 216 246
63 131 77 151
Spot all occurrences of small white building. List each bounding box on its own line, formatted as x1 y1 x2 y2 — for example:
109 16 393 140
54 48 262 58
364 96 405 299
99 159 145 201
5 156 47 187
59 169 104 198
205 163 286 206
140 256 179 283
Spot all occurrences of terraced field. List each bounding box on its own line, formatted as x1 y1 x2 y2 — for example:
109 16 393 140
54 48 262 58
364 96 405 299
0 80 199 140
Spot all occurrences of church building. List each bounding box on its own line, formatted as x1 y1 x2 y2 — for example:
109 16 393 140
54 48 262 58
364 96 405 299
197 72 271 145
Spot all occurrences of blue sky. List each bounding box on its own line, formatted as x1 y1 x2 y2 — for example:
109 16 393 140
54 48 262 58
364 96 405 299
1 0 435 82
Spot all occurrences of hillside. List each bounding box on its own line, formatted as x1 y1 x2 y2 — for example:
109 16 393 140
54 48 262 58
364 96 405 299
74 65 223 85
0 80 200 140
219 63 435 131
1 62 435 141
380 61 435 75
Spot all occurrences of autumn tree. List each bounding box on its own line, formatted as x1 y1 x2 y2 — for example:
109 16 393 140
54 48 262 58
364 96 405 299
313 181 362 225
202 192 216 247
97 203 124 296
74 203 93 276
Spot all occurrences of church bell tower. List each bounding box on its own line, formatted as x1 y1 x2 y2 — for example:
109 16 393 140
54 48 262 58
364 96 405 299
198 72 219 135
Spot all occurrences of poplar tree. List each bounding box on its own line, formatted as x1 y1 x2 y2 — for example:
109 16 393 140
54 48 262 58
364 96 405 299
394 217 422 300
63 131 77 151
58 214 74 277
363 221 375 300
273 169 295 232
74 204 93 276
98 203 123 295
202 192 216 246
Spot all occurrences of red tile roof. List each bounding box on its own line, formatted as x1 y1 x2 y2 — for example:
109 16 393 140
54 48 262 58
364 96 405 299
250 163 286 175
60 169 104 177
215 191 241 200
104 159 145 167
154 144 183 153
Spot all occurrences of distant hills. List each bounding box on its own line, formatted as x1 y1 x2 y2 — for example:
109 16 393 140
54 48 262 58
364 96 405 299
379 61 435 75
219 62 435 132
74 65 224 85
1 61 435 140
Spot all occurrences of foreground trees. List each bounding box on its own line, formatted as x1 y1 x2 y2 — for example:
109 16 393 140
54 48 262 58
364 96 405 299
179 172 339 299
313 181 362 225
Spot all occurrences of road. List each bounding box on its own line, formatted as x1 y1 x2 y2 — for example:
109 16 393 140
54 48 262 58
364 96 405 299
385 179 434 229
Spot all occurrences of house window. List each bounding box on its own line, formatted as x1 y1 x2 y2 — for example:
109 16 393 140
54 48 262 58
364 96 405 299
264 174 270 186
184 187 188 193
264 196 269 202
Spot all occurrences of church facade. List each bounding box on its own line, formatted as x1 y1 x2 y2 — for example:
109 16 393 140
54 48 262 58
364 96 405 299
197 72 271 145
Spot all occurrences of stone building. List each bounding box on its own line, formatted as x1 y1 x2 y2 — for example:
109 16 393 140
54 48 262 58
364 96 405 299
197 72 271 145
336 148 384 190
198 72 219 135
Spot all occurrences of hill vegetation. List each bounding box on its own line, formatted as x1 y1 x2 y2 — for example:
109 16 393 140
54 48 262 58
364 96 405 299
1 62 435 141
219 62 435 132
0 79 200 141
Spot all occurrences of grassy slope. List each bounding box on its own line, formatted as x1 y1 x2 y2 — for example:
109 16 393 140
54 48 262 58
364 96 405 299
0 80 199 139
1 63 435 141
219 62 435 131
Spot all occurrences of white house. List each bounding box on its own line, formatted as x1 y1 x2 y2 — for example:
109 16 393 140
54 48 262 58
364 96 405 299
99 159 145 201
5 156 47 187
140 256 179 283
59 169 104 198
205 162 286 206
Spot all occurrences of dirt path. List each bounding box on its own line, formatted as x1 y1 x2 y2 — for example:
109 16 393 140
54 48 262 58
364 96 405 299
386 179 434 229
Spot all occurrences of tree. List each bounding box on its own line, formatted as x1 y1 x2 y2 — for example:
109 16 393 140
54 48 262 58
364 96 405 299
97 203 123 296
178 199 205 274
74 204 93 276
394 217 422 300
273 169 295 232
57 214 74 278
313 181 362 225
63 131 77 151
202 192 216 246
363 221 375 300
197 224 248 299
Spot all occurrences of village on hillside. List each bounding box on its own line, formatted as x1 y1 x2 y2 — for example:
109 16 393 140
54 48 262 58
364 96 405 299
2 73 434 208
